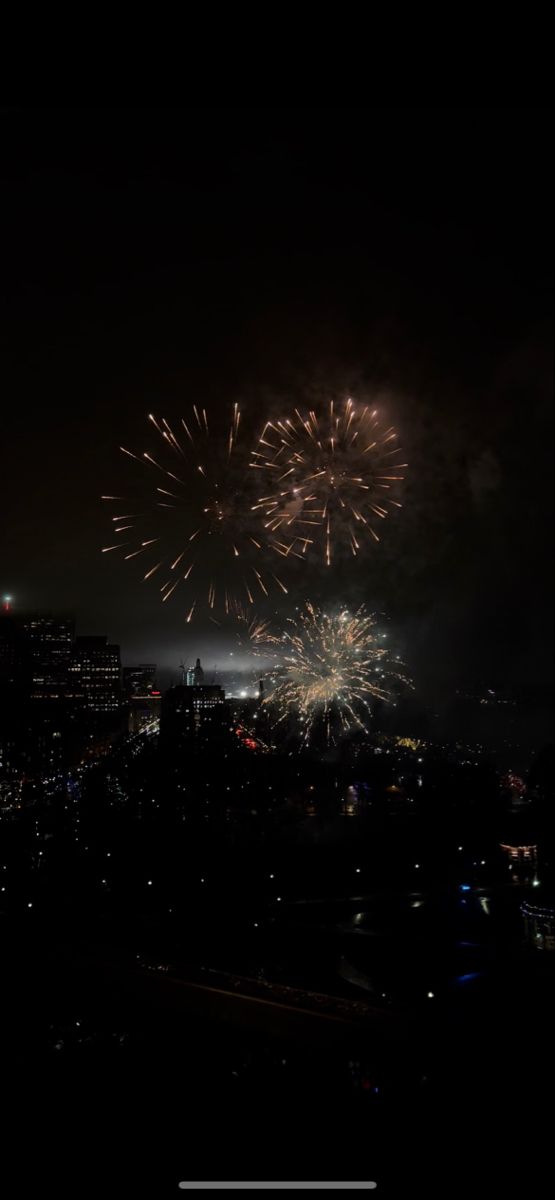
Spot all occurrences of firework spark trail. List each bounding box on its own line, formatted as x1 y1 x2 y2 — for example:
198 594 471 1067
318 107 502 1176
262 602 410 743
250 398 406 565
233 606 280 653
102 406 290 619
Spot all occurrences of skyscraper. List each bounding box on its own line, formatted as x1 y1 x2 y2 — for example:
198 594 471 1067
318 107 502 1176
160 668 230 756
123 664 157 699
123 664 160 734
0 610 27 692
185 657 205 687
1 611 74 779
68 636 121 715
22 614 74 700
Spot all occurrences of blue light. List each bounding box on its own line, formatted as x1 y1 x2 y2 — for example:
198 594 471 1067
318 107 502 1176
456 972 481 984
459 884 471 892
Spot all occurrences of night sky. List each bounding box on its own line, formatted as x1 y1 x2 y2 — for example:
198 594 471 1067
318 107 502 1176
1 108 552 697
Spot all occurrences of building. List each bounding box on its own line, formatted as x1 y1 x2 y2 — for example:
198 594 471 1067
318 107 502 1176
1 610 125 784
1 611 73 780
185 657 205 687
522 899 555 951
22 614 74 700
68 636 121 715
123 664 157 700
160 670 230 755
500 841 538 885
500 843 538 868
0 611 27 691
127 693 161 735
124 665 160 734
1 610 74 700
123 663 160 734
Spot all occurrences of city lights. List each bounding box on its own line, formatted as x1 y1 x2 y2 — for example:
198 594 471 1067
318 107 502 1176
1 107 551 1194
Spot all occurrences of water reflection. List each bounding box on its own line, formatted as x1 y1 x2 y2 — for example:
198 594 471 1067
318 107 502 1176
331 889 494 1007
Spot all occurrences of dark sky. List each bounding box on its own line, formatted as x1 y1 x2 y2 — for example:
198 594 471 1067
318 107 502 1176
0 107 552 694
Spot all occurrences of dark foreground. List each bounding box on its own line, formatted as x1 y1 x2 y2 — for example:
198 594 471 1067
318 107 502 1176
3 919 553 1199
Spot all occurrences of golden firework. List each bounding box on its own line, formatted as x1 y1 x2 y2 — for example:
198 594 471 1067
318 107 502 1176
263 601 410 742
250 398 406 565
102 406 289 618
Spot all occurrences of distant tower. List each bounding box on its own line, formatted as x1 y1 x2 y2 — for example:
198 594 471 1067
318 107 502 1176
258 678 265 704
184 656 205 687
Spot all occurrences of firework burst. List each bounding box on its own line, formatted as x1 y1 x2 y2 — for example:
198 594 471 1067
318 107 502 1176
102 406 290 619
233 605 279 654
250 397 406 566
263 602 409 742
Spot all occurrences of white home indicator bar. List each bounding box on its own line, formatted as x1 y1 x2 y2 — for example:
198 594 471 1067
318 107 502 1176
178 1185 377 1191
